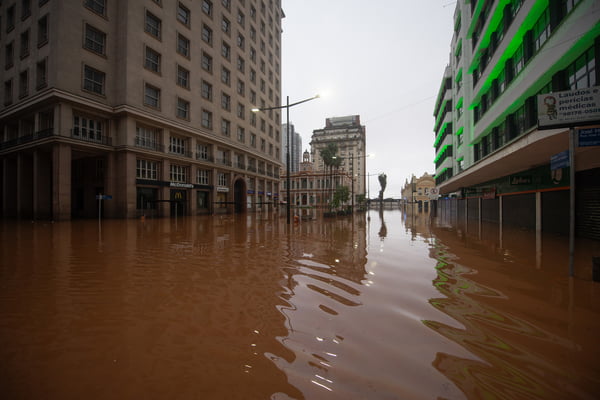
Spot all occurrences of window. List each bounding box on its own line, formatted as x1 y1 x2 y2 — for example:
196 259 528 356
249 69 256 83
83 65 105 95
250 133 256 147
237 126 245 142
201 109 212 129
221 41 231 60
22 0 32 19
221 67 230 85
36 58 47 89
73 115 104 142
144 47 161 73
170 165 187 183
260 138 266 151
221 119 230 136
568 47 596 90
85 0 106 16
250 5 256 19
197 169 209 185
19 70 29 98
197 143 210 160
222 17 230 34
250 47 256 62
177 98 189 119
201 52 212 72
237 56 245 72
237 10 245 27
4 79 13 105
202 0 212 16
177 2 190 26
84 24 106 55
177 65 189 88
177 33 190 57
237 33 245 50
7 4 16 32
136 159 158 180
37 15 48 45
144 83 160 108
145 11 161 39
513 44 524 76
222 0 230 11
221 92 230 110
250 26 256 41
169 136 187 155
218 172 228 186
201 80 212 100
237 79 245 96
533 9 550 52
5 41 14 69
202 24 212 44
237 103 245 119
20 30 30 58
135 125 160 149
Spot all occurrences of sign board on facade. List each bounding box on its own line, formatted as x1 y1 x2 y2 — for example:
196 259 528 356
578 127 600 147
217 186 229 192
538 87 600 128
95 195 112 200
170 182 194 189
551 150 570 170
510 175 532 185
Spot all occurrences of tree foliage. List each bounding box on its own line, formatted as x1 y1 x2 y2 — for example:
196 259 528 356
332 186 350 210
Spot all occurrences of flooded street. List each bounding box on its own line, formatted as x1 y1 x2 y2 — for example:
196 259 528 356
1 210 599 399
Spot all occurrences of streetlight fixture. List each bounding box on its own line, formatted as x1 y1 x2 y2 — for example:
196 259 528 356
252 94 320 224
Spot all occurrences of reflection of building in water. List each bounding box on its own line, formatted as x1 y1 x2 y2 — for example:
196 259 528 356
402 173 435 214
433 1 600 240
424 224 600 399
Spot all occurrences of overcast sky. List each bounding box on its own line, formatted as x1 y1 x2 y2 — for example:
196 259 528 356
281 0 456 198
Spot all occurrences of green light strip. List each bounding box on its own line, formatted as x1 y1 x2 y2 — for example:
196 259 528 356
456 126 464 136
433 98 450 132
434 144 452 163
433 122 450 147
455 67 463 82
456 97 464 109
435 167 449 178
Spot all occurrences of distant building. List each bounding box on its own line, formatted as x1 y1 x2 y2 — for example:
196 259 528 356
433 0 600 238
402 173 435 213
310 115 367 206
0 0 283 219
282 123 302 173
283 150 353 211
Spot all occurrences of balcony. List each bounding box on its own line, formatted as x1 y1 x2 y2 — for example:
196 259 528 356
72 129 112 145
0 128 54 150
135 137 164 152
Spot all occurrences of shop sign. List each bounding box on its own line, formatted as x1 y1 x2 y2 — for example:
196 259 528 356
482 188 496 199
217 186 229 192
538 87 600 128
510 175 532 185
247 190 255 194
578 127 600 147
170 182 193 189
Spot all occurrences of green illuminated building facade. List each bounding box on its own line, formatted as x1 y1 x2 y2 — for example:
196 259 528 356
433 0 600 238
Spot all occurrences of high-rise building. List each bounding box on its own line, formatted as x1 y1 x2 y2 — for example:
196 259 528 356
0 0 283 219
433 0 600 238
310 115 367 205
282 122 302 173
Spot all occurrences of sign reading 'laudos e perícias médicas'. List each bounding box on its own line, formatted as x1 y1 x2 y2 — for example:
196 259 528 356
538 87 600 128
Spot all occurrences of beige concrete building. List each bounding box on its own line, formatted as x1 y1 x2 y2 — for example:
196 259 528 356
402 172 436 213
310 115 368 206
1 0 283 219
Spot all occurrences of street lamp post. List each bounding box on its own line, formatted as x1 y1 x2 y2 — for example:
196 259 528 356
252 94 319 224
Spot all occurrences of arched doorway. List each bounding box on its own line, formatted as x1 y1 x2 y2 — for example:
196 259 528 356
234 178 247 213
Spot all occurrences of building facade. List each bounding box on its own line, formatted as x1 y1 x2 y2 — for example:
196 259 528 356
401 172 436 213
1 0 283 220
310 115 367 206
433 0 600 238
281 122 301 173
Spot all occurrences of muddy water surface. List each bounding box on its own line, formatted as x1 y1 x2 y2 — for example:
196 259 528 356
1 210 599 399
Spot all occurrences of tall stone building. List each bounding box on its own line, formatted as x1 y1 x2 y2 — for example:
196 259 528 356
310 115 367 206
433 0 600 238
0 0 283 219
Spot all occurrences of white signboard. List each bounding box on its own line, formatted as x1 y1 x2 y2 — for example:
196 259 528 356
538 87 600 128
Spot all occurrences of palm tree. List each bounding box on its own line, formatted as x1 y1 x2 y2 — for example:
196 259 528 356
378 173 387 202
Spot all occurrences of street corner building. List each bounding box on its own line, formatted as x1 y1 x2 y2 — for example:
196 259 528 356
433 0 600 240
0 0 284 220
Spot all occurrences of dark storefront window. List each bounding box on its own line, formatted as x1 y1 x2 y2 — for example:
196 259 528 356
137 187 158 210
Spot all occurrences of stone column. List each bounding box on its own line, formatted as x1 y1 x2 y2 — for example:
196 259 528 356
52 143 71 221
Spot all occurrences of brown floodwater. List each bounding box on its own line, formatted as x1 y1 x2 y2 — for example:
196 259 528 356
1 210 599 399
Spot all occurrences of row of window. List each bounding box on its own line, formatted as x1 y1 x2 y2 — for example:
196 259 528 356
3 57 45 105
136 159 230 186
3 13 47 69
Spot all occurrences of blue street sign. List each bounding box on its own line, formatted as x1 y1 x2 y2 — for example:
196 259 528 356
96 195 113 200
578 128 600 147
551 150 570 170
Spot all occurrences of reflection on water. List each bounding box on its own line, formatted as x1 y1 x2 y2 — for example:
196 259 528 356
1 211 599 399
